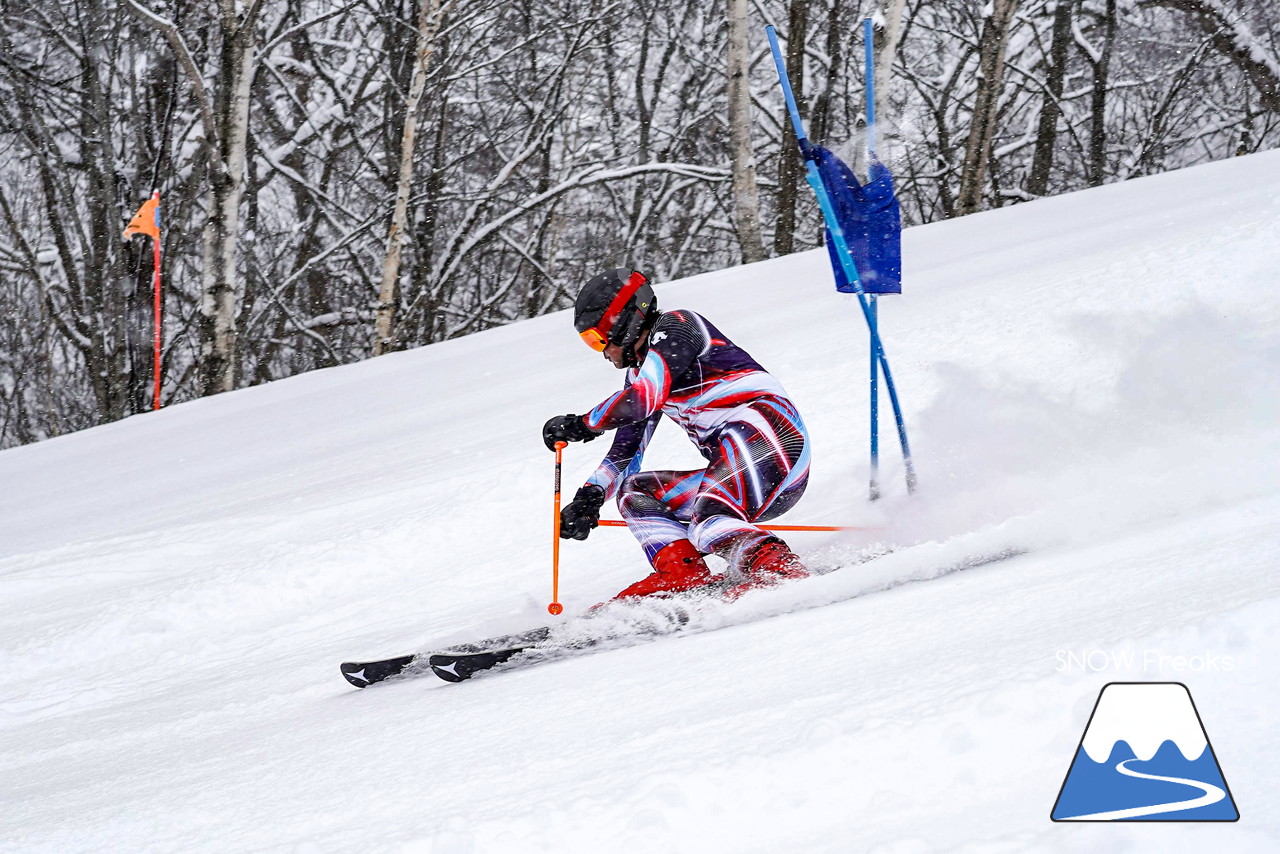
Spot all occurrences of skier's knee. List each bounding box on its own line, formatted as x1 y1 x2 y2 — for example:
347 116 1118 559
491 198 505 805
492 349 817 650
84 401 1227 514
619 471 662 500
618 472 642 497
618 478 667 519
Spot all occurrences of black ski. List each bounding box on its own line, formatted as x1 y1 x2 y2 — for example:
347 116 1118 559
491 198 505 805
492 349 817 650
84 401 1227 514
341 595 700 688
427 646 534 682
340 654 418 688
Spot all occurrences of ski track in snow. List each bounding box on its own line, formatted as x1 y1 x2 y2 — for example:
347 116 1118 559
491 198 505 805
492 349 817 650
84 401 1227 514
386 543 1031 683
2 152 1280 852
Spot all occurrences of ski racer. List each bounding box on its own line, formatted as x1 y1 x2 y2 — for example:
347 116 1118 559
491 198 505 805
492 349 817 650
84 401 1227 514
542 268 812 600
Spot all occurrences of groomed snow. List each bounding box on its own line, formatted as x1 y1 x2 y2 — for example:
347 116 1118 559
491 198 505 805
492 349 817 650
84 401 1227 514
2 150 1279 852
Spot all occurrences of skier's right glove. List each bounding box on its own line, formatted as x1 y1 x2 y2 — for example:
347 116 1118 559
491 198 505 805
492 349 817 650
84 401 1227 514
543 414 602 451
560 484 606 540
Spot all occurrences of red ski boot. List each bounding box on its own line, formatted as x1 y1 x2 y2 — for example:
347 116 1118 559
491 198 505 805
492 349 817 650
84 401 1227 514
614 540 714 600
722 537 809 600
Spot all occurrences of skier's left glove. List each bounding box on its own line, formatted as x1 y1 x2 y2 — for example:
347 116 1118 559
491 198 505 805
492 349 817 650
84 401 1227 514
543 414 602 451
560 484 606 540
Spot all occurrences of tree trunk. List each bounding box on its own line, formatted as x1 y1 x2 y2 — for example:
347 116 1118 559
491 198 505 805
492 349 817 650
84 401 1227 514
810 0 843 144
957 0 1021 216
773 0 808 256
122 0 263 396
726 0 765 263
197 9 257 396
1087 0 1118 187
871 0 908 156
374 0 450 356
1028 0 1074 197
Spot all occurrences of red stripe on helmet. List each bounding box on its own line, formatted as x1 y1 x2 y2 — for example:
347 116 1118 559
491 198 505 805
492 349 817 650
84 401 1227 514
594 271 648 340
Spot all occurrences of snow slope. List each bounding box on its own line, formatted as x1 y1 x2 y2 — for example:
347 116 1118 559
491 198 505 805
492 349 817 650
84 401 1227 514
3 151 1279 853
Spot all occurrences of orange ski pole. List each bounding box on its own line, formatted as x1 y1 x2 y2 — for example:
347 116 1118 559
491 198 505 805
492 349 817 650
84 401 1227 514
548 441 567 615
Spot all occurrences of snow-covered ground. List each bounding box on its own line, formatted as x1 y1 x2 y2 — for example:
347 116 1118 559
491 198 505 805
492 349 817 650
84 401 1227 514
3 151 1279 853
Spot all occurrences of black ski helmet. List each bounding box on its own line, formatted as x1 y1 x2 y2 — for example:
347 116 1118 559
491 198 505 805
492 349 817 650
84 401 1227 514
574 269 658 358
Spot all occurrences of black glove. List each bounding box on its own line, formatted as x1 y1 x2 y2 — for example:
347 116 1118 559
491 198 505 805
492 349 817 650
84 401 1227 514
560 484 606 540
543 413 601 451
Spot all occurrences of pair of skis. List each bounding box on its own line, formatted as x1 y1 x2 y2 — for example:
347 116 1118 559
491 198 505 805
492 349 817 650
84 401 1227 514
340 546 1026 689
341 626 551 687
342 596 698 688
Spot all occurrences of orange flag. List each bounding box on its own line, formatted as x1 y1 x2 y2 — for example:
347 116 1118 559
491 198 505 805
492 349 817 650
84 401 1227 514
123 191 160 240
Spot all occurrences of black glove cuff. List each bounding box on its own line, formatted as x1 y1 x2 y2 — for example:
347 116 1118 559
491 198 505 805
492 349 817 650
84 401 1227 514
566 416 602 443
573 483 606 509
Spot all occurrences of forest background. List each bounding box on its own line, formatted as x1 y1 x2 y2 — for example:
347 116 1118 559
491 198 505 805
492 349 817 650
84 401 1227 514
0 0 1276 448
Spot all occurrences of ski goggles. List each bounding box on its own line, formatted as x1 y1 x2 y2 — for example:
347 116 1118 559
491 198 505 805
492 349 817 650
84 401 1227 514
579 327 610 351
578 271 648 351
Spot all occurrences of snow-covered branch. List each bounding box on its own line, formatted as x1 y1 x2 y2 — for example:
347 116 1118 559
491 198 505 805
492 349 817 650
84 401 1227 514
1143 0 1280 112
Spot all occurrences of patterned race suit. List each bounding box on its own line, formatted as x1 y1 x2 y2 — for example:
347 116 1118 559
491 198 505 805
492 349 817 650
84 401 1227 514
582 309 810 565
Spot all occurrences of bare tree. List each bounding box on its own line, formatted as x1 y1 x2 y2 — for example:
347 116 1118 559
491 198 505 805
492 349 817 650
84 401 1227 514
772 0 808 256
1145 0 1280 113
726 0 765 263
0 0 174 426
957 0 1022 214
123 0 266 395
373 0 453 356
870 0 909 152
1028 0 1076 196
1081 0 1119 186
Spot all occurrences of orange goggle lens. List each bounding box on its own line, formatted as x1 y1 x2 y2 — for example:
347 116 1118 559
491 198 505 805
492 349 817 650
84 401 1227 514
579 327 608 351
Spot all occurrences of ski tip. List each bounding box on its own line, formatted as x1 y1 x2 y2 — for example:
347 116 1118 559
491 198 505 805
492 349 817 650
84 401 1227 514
428 646 530 683
340 662 372 689
427 654 470 683
340 654 417 689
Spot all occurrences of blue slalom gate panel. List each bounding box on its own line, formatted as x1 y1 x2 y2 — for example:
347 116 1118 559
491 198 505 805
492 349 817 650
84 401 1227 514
812 146 901 295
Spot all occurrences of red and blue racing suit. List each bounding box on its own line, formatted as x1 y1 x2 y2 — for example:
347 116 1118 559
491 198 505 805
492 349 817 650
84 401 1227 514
582 309 810 564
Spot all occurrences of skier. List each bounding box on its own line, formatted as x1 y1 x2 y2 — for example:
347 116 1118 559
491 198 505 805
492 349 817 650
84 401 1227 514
543 268 812 601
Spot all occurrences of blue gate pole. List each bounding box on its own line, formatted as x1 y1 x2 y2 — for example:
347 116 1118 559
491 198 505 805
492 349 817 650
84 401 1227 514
865 17 881 501
766 25 917 497
870 295 880 500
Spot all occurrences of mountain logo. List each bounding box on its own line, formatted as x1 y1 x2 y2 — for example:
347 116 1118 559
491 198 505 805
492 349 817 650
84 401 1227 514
1051 682 1239 821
